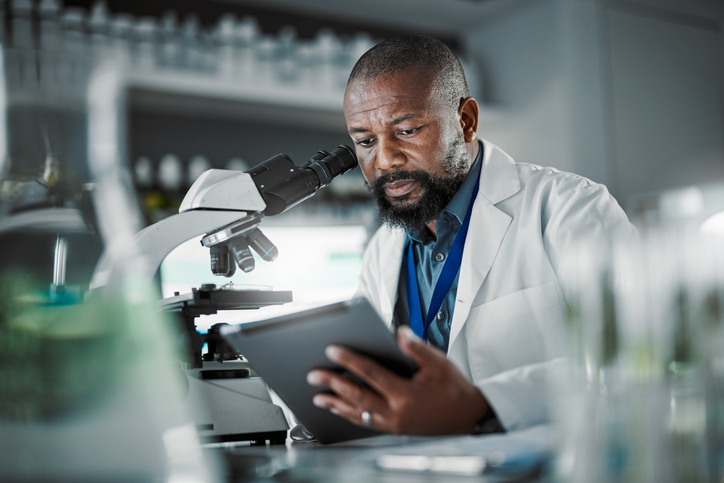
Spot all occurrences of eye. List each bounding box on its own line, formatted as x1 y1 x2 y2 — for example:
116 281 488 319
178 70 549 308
399 127 420 136
356 137 375 147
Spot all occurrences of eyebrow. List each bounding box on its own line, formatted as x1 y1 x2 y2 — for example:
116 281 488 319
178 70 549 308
391 113 419 125
347 113 421 134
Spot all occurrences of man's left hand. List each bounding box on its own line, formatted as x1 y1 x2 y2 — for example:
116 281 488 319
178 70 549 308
306 325 490 435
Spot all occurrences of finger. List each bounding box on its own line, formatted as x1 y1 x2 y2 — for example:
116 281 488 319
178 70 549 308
324 345 405 399
311 391 347 414
396 325 448 367
311 392 359 421
307 369 387 414
312 392 381 429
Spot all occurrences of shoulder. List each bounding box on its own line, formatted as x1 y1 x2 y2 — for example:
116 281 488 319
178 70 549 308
513 163 636 246
515 163 622 217
479 140 629 227
515 163 601 194
479 141 609 208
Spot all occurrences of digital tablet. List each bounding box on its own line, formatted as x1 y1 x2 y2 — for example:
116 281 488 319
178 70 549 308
220 297 417 444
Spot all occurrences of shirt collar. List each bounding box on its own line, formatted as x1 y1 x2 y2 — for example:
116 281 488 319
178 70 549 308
408 140 484 242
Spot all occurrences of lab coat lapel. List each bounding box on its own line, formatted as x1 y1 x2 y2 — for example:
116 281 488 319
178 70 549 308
448 141 520 351
379 229 406 327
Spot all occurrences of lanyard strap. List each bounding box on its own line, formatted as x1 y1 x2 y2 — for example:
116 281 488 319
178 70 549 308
406 176 480 340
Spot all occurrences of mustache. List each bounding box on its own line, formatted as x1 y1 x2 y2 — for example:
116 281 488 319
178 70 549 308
366 170 433 195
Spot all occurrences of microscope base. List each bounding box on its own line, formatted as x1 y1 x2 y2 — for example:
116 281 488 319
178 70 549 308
185 361 289 444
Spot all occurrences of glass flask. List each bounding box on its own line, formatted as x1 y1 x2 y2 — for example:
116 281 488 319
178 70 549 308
0 47 220 482
555 216 724 482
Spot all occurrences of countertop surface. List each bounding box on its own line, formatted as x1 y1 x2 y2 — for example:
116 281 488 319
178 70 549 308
209 424 556 483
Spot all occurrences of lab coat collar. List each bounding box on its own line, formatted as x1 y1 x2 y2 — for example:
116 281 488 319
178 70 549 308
447 139 520 351
478 139 521 205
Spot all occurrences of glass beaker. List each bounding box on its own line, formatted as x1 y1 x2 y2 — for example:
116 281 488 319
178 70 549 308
0 47 220 482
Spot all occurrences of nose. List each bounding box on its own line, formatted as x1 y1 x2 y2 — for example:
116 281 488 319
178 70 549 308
375 137 405 171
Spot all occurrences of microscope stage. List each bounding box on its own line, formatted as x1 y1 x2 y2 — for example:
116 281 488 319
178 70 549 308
159 285 293 315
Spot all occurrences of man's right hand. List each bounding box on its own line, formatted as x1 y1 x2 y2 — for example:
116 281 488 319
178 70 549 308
306 325 491 435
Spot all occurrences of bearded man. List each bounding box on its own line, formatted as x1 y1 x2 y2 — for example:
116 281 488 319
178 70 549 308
306 36 636 435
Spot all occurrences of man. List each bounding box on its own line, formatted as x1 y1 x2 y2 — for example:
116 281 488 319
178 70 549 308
306 36 635 435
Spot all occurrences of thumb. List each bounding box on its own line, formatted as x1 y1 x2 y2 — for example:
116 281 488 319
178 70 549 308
396 325 447 366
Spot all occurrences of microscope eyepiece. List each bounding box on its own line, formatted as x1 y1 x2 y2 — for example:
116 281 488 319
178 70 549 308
247 144 358 216
303 145 357 188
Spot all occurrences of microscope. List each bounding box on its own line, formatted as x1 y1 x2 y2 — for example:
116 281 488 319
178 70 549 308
93 145 358 444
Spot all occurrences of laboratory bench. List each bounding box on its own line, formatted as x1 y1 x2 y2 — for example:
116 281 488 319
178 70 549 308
208 425 554 483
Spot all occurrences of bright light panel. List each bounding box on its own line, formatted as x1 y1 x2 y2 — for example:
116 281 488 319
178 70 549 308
160 225 368 332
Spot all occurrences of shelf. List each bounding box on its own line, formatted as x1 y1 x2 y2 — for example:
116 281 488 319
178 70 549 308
127 70 348 132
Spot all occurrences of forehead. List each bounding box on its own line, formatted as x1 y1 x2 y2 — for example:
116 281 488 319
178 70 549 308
343 67 443 124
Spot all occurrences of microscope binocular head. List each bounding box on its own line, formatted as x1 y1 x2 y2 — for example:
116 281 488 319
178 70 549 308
200 144 357 278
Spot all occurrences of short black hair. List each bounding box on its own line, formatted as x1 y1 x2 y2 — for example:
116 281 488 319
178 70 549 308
347 35 469 110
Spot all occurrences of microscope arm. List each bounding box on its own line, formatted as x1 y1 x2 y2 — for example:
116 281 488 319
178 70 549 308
90 145 357 290
91 170 267 289
90 210 251 289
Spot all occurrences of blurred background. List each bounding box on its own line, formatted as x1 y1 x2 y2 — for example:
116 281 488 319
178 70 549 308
2 0 721 322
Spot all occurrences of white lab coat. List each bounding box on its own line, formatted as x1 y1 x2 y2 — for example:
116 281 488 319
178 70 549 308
356 139 636 431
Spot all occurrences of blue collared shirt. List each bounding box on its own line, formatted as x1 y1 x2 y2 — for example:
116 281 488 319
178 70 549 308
394 142 484 351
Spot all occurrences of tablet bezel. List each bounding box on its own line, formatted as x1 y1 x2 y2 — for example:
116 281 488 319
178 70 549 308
221 297 417 444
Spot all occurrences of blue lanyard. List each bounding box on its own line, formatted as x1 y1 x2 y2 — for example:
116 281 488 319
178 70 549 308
405 176 480 340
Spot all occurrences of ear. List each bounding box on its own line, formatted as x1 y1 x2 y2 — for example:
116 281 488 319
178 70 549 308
458 97 479 144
